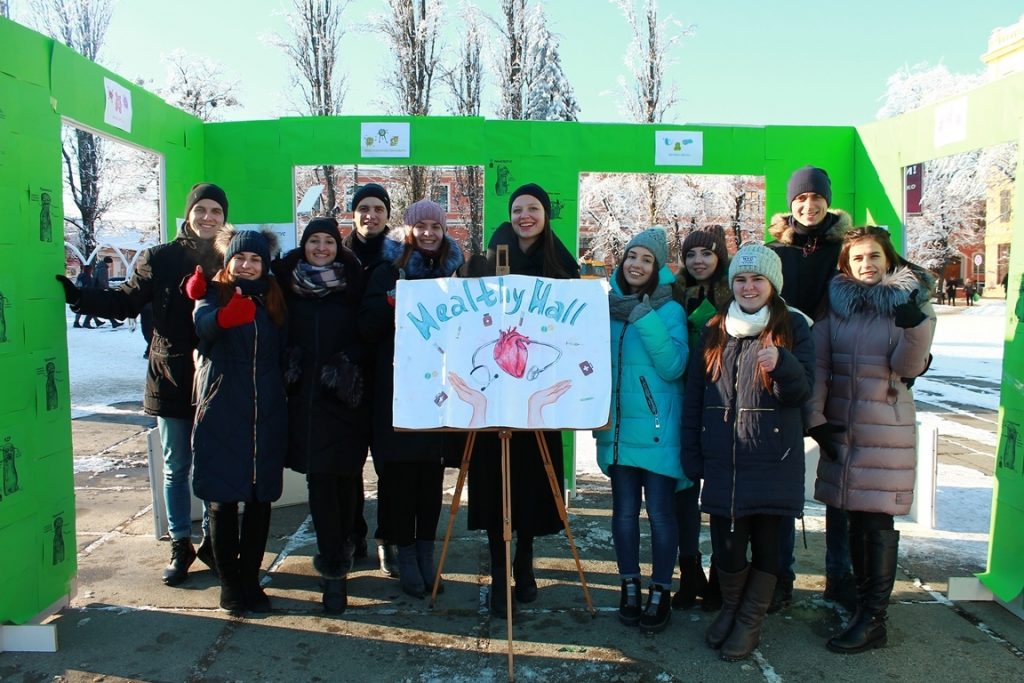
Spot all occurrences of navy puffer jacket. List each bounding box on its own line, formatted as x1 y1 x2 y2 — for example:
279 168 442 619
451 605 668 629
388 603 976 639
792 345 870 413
682 309 815 519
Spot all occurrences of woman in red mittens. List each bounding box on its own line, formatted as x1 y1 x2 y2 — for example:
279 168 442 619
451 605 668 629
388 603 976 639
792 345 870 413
192 229 288 615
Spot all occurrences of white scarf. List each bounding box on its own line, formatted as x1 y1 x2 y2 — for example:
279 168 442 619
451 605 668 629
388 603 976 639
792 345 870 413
725 301 770 338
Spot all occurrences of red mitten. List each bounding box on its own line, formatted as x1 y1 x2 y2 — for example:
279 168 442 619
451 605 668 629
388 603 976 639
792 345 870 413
184 265 206 300
216 290 256 328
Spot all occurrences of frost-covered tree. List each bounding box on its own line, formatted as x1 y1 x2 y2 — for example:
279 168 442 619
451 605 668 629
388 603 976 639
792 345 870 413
876 62 985 119
29 0 115 257
495 0 526 120
155 50 242 122
274 0 349 216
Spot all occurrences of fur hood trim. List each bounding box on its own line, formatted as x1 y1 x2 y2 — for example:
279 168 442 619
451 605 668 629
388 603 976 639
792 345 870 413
212 225 279 260
828 265 935 320
768 209 852 245
381 229 465 279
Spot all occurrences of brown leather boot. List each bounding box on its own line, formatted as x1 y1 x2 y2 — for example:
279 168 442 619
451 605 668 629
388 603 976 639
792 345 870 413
705 565 749 649
720 568 777 661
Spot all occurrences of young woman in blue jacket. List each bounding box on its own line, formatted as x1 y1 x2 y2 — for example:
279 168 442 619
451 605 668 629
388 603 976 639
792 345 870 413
682 243 815 661
596 227 690 634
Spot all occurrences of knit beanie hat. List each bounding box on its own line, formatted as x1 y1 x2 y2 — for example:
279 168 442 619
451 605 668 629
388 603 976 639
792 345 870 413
509 183 552 218
403 199 447 231
224 230 272 268
351 183 392 217
681 225 728 263
786 166 832 206
729 243 784 293
185 183 229 223
300 217 342 251
623 226 669 268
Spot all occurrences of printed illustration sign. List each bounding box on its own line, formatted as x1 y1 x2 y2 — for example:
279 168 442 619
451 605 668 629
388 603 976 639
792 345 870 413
360 122 411 158
654 130 704 166
393 276 611 430
103 77 132 133
934 97 967 148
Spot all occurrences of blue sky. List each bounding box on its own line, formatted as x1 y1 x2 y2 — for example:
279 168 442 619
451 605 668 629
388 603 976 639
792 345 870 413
28 0 1024 125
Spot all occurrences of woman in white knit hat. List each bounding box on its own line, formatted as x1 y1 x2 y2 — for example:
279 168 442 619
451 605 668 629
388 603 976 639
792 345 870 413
681 243 815 661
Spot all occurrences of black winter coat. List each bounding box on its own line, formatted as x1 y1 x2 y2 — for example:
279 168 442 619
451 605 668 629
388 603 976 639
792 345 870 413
462 223 581 535
766 211 852 321
681 311 815 520
272 249 370 476
191 283 288 503
358 232 465 465
73 229 222 418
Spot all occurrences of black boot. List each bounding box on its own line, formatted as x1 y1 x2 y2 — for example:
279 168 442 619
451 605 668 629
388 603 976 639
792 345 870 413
377 541 400 578
827 530 899 654
766 575 793 614
397 544 425 598
161 537 196 586
720 568 777 661
416 540 444 595
240 502 272 613
513 535 537 603
705 565 749 649
618 578 642 626
196 535 218 573
671 554 708 610
824 572 858 612
314 555 348 614
702 557 723 611
639 584 672 634
209 503 244 614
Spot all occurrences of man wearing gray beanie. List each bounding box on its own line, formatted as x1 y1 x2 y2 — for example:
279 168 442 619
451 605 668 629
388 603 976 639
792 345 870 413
766 166 855 615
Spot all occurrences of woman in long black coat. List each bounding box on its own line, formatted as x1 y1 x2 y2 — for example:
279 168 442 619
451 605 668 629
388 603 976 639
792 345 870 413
460 183 581 617
272 218 368 614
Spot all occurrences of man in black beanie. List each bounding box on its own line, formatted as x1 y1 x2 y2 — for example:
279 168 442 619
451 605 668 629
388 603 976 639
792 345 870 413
766 166 854 614
55 182 230 587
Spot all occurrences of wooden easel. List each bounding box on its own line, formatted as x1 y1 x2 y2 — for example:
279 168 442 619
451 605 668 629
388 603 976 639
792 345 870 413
430 245 595 682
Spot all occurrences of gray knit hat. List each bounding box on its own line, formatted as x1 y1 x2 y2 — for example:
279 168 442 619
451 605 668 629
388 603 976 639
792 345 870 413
624 226 669 268
403 199 447 231
729 243 783 293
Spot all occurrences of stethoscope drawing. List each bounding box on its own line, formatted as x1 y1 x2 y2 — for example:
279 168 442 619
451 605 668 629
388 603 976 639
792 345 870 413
468 329 562 392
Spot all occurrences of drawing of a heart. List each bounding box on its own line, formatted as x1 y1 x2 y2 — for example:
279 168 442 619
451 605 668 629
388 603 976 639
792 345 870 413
493 327 530 378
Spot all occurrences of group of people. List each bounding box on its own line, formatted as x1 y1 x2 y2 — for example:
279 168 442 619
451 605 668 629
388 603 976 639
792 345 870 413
58 165 935 662
71 256 123 329
598 165 935 661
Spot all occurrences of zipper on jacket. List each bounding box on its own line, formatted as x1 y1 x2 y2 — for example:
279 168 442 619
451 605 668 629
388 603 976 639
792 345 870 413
252 317 259 486
639 375 661 430
612 322 629 464
730 342 740 532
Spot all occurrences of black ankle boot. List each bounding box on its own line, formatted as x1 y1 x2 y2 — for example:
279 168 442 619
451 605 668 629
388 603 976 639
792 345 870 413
162 537 196 586
619 578 642 626
671 554 708 610
639 585 672 634
513 536 537 603
321 578 347 614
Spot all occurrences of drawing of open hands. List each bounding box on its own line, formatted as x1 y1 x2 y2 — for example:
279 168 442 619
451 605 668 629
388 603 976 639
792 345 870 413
527 379 572 428
449 371 487 428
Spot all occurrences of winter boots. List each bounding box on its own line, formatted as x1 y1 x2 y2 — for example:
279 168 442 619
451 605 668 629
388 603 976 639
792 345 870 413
512 535 538 603
196 535 218 573
639 585 672 634
377 541 400 578
416 539 443 596
619 578 642 626
209 504 244 614
240 503 273 613
314 554 349 615
827 530 900 654
702 558 723 611
671 554 709 610
161 537 196 586
766 575 793 614
824 572 858 612
705 565 750 649
397 544 425 598
719 568 778 661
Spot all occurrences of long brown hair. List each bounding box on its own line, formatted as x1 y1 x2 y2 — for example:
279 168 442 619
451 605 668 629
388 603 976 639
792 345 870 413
212 268 287 328
703 291 794 392
838 226 902 278
539 218 574 278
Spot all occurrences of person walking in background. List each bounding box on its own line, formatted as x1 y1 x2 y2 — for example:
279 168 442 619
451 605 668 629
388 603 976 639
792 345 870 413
670 225 732 613
682 244 815 662
598 227 690 634
91 256 123 329
806 226 935 654
766 165 854 613
57 183 229 587
964 278 976 306
946 280 957 306
272 217 368 614
192 229 288 615
358 200 465 600
72 265 96 329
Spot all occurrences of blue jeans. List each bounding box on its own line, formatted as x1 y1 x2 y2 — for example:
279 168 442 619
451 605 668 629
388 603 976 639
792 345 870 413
157 416 207 540
610 465 679 587
825 505 852 577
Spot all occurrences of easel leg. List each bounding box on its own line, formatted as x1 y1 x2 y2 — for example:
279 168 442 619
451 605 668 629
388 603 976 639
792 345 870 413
499 429 514 681
431 432 476 607
534 431 595 616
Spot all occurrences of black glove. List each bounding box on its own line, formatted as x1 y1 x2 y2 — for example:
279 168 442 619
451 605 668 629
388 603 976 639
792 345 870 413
807 423 845 461
56 274 81 306
320 351 364 409
893 290 927 329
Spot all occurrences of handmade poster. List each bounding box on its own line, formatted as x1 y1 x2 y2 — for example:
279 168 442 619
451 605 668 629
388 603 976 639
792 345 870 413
360 122 411 158
103 76 133 133
654 130 704 166
393 276 611 430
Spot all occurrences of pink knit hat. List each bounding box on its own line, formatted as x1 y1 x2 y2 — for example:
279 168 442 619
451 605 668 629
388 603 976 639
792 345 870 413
403 199 447 231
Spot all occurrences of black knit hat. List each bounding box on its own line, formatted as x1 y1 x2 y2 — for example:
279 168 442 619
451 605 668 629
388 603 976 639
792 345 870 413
509 183 552 218
351 183 392 217
681 225 728 264
185 183 229 222
786 166 832 206
300 217 343 250
224 230 272 268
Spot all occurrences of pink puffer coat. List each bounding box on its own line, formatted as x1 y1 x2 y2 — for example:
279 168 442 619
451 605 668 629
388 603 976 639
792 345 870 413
807 266 936 515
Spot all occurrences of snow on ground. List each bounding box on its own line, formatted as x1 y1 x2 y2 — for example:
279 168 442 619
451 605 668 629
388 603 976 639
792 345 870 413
66 310 149 418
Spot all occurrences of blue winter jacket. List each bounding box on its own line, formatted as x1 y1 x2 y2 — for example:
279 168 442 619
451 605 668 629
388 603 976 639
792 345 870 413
596 266 691 488
681 308 814 519
191 283 288 503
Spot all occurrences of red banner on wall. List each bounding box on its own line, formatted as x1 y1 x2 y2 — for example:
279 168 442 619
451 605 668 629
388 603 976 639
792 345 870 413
905 165 922 216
